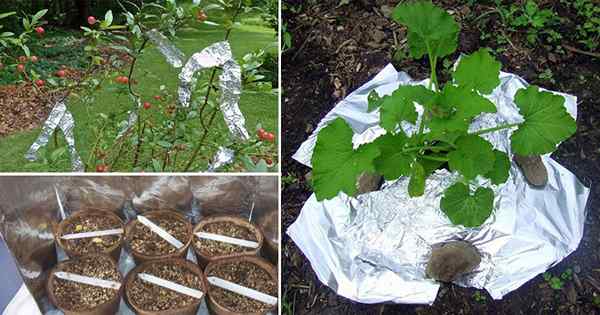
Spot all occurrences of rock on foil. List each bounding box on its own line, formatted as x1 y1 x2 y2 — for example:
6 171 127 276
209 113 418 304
287 64 590 304
178 41 250 141
147 29 186 68
207 146 235 172
25 100 84 172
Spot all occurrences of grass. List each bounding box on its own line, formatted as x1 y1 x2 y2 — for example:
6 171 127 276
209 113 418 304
0 19 278 172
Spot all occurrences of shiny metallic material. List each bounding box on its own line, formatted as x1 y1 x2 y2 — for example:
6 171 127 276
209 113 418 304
207 146 235 172
147 29 185 68
25 100 84 172
288 63 590 304
178 41 250 141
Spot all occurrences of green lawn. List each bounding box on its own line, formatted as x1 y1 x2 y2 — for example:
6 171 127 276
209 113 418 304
0 20 278 172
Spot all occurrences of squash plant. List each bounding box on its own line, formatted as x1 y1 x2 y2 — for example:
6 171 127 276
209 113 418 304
311 1 576 227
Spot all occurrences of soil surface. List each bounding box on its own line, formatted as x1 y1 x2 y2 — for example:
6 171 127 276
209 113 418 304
128 262 203 311
129 216 189 256
207 260 277 313
50 255 121 311
194 221 258 256
282 0 600 314
61 212 122 255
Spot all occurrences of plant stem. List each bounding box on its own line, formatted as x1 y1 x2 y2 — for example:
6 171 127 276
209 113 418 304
86 119 107 170
470 122 520 136
403 144 452 153
184 107 219 171
420 155 449 162
132 121 146 167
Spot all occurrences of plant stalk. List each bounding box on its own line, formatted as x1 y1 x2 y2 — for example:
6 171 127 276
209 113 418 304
470 122 520 136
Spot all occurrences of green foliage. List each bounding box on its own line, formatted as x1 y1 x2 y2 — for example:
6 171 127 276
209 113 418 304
312 118 380 200
564 0 600 51
310 1 577 227
543 268 572 290
240 47 277 91
495 0 561 45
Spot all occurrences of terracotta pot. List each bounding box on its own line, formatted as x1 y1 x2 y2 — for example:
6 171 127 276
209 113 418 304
191 215 264 268
125 210 193 264
55 209 125 261
124 258 208 315
47 254 123 315
204 256 277 315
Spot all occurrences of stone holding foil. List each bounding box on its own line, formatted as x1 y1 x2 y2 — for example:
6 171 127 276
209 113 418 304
287 63 590 304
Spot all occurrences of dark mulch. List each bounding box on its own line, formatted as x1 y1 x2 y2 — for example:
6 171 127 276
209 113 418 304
282 1 600 314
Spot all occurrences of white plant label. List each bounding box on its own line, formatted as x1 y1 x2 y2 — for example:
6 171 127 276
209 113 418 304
207 276 277 305
54 272 121 290
54 186 66 220
137 215 184 249
138 273 204 299
61 228 124 240
195 232 259 249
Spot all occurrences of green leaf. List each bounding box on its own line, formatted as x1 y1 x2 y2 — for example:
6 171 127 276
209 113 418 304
372 133 415 180
380 85 435 133
453 48 501 94
417 156 445 176
448 135 495 180
441 183 494 227
32 9 48 24
157 140 172 148
511 85 576 155
105 10 114 27
428 85 496 136
408 161 425 197
0 12 16 20
367 90 385 112
152 159 162 171
484 150 511 185
312 118 380 200
392 1 460 59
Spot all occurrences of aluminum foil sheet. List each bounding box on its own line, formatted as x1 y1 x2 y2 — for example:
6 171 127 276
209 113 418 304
288 63 590 304
146 29 185 68
178 41 250 141
207 146 235 172
25 100 84 172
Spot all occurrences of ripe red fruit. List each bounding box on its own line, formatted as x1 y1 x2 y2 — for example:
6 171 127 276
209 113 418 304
16 64 25 72
95 164 107 172
143 102 151 110
153 95 161 101
265 158 273 165
264 132 275 142
87 16 96 25
30 56 38 63
196 10 208 22
257 128 266 139
55 70 66 78
35 79 45 87
18 56 27 63
35 27 45 35
116 76 129 84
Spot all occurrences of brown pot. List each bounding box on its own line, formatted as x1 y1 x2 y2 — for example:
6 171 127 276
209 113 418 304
47 254 123 315
204 256 278 315
191 215 264 268
55 209 125 261
124 258 208 315
125 210 193 264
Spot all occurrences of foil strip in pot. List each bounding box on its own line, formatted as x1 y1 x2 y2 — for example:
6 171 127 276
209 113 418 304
147 29 186 68
25 100 84 172
287 63 590 304
178 41 250 141
207 146 235 172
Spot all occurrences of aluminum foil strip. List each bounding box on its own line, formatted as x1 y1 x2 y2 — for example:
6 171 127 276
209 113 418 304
207 146 235 172
178 41 250 141
288 63 590 304
147 29 185 68
25 100 84 172
116 99 141 139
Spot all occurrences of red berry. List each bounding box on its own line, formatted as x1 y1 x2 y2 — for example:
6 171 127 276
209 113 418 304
154 95 162 101
143 102 151 110
30 56 38 63
96 164 107 172
264 132 275 142
87 16 96 25
265 158 273 165
16 64 25 72
257 128 266 139
55 70 66 77
116 76 129 84
35 79 45 87
18 56 27 63
35 27 45 35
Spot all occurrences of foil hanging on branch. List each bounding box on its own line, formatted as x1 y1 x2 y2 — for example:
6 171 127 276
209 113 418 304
207 146 236 172
25 100 84 172
288 63 590 304
178 41 250 141
116 99 141 139
146 29 186 68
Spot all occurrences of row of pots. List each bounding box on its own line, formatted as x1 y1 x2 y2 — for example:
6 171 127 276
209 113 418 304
47 209 277 315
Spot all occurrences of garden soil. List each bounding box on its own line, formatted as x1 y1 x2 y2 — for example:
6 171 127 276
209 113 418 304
282 0 600 314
